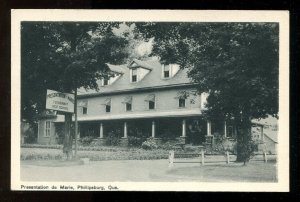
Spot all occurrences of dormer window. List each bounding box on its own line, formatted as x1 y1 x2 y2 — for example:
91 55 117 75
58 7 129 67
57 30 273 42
128 59 152 83
101 73 121 86
103 78 109 86
162 64 180 79
131 69 137 82
163 65 170 78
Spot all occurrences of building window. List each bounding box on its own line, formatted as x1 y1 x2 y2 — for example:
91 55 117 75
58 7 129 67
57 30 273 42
132 69 137 82
122 96 132 111
102 98 111 113
78 100 88 115
227 126 234 137
179 98 185 108
145 94 155 110
163 65 170 78
103 78 109 86
106 105 111 113
45 121 51 137
82 107 87 114
126 103 132 111
149 101 155 110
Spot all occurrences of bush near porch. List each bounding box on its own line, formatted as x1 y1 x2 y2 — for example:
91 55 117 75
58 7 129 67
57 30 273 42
21 147 170 161
21 142 206 161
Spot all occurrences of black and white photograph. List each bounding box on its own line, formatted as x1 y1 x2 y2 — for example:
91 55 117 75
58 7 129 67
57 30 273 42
11 10 289 191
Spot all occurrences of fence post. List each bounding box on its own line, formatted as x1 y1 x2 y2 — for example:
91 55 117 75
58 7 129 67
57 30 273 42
169 150 174 168
263 152 268 163
201 148 205 165
226 151 230 164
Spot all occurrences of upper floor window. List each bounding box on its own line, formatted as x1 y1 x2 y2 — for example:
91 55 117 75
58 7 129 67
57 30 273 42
131 69 137 82
101 73 121 86
176 91 188 108
179 98 186 108
227 126 234 138
128 59 152 83
102 98 111 113
163 65 170 78
82 107 88 114
78 100 88 115
45 121 51 137
122 96 132 111
126 103 132 111
145 94 155 110
103 78 109 86
149 101 155 110
106 105 111 113
162 64 180 79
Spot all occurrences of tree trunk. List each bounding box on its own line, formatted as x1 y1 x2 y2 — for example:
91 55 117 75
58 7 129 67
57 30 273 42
235 117 252 163
63 113 73 160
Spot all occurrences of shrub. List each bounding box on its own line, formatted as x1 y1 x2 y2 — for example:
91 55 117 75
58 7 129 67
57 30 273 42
21 147 169 161
21 144 62 149
105 132 120 146
79 136 94 146
212 133 236 154
141 138 158 150
128 136 145 147
183 145 202 153
237 139 257 164
23 128 37 144
159 140 178 150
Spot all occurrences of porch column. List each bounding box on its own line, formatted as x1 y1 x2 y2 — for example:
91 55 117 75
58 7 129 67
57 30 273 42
99 123 103 138
207 121 212 136
182 119 186 137
152 121 156 138
261 125 264 141
124 122 128 138
78 125 81 139
224 121 227 138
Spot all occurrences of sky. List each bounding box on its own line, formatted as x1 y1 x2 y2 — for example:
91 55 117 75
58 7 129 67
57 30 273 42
112 23 153 58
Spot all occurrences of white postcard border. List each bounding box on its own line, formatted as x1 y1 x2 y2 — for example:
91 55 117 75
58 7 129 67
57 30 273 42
11 9 289 192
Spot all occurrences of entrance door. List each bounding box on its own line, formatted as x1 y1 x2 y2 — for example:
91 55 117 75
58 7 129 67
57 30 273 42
187 118 206 145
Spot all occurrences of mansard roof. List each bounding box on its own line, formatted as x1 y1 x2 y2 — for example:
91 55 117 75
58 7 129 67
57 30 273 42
78 59 192 97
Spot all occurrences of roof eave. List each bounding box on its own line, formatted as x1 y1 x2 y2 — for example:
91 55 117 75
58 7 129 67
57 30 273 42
78 83 198 98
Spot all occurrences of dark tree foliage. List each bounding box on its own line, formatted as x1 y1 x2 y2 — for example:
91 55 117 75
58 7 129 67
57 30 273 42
22 22 130 158
135 22 279 162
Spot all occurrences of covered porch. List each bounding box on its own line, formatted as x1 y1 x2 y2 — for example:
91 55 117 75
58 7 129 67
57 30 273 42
76 116 233 147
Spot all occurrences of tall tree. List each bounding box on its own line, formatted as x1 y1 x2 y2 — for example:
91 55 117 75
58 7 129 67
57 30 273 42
22 22 130 159
135 22 279 163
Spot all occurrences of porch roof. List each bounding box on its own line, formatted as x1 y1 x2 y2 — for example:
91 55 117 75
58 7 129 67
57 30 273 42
53 108 202 122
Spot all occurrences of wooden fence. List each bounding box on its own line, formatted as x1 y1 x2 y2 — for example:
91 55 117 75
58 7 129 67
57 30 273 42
168 149 269 168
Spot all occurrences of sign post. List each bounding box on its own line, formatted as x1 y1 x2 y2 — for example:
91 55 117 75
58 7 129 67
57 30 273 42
46 89 77 158
74 89 78 158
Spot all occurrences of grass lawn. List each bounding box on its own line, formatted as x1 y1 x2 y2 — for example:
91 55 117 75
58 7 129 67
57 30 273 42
21 147 277 182
21 159 277 182
167 161 277 182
